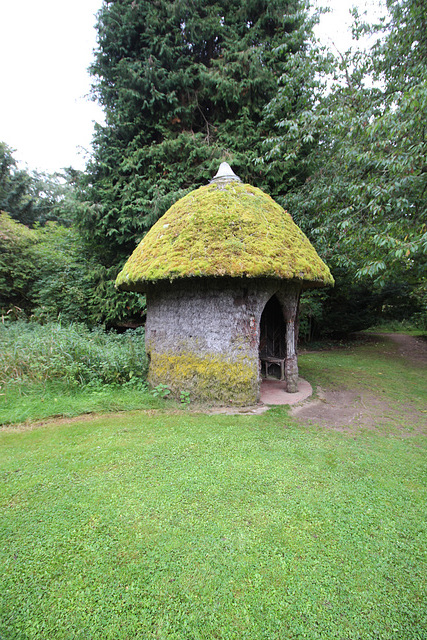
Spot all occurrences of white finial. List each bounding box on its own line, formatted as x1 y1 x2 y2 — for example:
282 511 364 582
210 162 241 183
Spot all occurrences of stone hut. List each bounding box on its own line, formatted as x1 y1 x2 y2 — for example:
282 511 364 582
116 163 334 405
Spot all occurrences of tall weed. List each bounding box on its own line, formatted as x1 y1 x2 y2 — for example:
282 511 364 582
0 321 147 388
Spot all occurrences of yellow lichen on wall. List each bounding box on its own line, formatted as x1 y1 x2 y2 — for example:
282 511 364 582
149 349 259 405
116 182 334 291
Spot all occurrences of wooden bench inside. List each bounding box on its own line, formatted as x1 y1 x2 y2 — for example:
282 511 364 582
260 356 285 381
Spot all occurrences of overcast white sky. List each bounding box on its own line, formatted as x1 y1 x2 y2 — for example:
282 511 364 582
0 0 384 175
0 0 103 174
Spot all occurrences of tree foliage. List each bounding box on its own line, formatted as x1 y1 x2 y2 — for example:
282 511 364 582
265 0 426 308
0 144 145 327
0 212 36 319
78 0 316 261
4 0 426 333
0 142 75 227
261 0 427 329
0 211 144 326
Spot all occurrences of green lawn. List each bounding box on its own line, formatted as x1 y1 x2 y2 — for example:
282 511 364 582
0 384 162 426
299 336 426 412
1 337 426 639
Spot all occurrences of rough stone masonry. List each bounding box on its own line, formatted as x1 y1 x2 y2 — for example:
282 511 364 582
145 278 301 405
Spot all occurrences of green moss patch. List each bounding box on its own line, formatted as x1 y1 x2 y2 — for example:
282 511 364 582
149 349 258 406
116 183 334 291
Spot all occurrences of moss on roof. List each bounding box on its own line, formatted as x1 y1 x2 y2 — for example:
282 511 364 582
116 182 334 291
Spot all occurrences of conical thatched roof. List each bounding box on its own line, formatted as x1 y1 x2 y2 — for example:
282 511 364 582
116 174 334 292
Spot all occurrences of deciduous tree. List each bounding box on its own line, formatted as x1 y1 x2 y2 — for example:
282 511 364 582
0 142 74 227
265 0 427 329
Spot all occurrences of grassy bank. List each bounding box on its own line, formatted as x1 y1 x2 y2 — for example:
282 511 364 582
0 321 154 425
1 409 426 639
1 332 426 638
0 321 148 388
0 383 162 425
299 334 426 413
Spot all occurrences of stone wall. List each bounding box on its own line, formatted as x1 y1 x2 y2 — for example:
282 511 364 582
145 277 301 405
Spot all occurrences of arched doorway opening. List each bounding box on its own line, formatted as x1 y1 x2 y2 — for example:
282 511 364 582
259 295 286 380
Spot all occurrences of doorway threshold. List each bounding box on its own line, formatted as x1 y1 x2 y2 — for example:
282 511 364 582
260 377 312 405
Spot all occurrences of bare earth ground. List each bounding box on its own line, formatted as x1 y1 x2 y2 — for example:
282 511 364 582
291 333 427 434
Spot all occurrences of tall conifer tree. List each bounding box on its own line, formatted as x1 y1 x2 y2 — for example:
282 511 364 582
79 0 314 260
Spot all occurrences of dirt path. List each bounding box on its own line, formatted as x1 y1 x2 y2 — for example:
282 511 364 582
291 333 427 434
384 332 427 365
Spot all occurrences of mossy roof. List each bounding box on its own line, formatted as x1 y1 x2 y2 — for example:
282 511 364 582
116 182 334 291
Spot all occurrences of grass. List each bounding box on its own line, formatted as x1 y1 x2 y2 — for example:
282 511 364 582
0 320 155 425
364 319 426 336
0 383 164 425
0 321 148 388
299 335 426 411
1 334 426 639
1 412 426 639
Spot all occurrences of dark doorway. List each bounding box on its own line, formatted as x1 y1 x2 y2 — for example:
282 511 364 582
259 295 286 379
